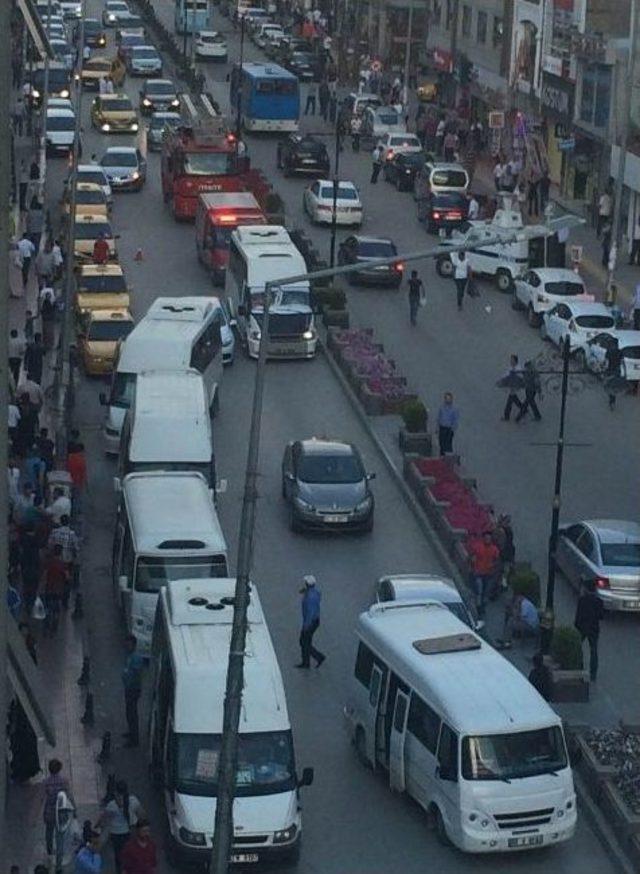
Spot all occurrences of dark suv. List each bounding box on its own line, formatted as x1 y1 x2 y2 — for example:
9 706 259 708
337 235 403 287
285 51 319 81
418 191 468 235
277 134 330 177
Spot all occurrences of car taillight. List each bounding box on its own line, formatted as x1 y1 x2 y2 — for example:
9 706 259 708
595 576 610 590
386 149 394 159
394 262 403 273
432 211 441 219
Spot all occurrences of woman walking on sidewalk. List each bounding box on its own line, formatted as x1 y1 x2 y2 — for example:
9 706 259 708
42 759 74 873
96 780 144 874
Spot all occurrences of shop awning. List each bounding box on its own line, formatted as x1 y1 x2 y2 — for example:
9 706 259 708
7 620 56 747
17 0 54 61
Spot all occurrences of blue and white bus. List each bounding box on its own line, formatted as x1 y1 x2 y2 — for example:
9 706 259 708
230 62 299 133
175 0 210 34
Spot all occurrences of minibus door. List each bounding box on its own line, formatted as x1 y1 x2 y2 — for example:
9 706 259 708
388 690 409 792
365 663 387 765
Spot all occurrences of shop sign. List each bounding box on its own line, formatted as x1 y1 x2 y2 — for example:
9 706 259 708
543 54 563 77
558 137 576 151
488 111 505 129
540 74 574 118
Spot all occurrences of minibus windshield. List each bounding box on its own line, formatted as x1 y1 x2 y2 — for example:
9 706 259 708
462 726 567 781
174 730 296 797
109 371 135 408
134 555 227 593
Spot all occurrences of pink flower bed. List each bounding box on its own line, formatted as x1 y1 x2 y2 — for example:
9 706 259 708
366 376 409 402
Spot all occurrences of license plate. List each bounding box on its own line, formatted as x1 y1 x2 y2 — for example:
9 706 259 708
324 514 347 523
231 853 259 863
624 600 640 608
112 177 121 182
302 159 316 164
508 835 543 848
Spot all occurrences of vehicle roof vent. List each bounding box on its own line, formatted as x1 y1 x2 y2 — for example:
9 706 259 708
158 539 206 550
413 633 481 655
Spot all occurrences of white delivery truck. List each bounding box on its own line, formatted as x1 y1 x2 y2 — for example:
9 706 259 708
148 577 314 864
345 601 577 853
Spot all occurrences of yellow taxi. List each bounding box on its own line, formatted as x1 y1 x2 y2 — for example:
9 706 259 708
74 262 130 315
77 308 134 375
73 212 118 263
62 182 109 219
91 93 139 133
79 55 126 90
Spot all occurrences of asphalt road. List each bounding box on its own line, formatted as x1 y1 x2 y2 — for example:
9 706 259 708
42 2 626 872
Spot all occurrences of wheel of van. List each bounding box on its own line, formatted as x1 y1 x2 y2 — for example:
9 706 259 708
527 304 541 328
354 727 371 768
434 807 452 847
495 269 513 293
511 294 524 311
436 257 453 279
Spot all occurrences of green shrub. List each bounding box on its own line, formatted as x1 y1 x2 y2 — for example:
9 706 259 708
551 626 584 670
316 285 346 311
401 399 428 433
507 562 541 606
265 192 285 215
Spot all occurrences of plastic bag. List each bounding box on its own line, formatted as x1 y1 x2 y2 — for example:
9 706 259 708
31 596 46 621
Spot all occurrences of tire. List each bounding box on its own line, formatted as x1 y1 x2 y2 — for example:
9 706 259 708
511 294 524 311
354 727 371 768
289 507 301 533
527 304 541 328
396 176 402 191
496 269 513 293
434 807 452 847
436 256 453 279
362 512 374 533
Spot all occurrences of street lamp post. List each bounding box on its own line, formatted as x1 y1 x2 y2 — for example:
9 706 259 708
329 115 342 267
402 0 414 107
235 15 245 145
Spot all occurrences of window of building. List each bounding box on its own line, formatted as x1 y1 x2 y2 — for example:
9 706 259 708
477 10 487 43
579 65 611 129
445 0 453 30
462 4 471 37
493 15 503 47
431 0 442 27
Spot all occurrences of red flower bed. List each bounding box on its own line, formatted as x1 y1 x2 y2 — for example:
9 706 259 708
366 376 409 402
412 458 493 544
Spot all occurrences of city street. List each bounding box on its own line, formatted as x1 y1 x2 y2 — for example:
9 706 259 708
22 1 633 872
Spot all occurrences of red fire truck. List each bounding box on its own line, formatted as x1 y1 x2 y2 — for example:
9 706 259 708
195 192 267 285
161 119 253 221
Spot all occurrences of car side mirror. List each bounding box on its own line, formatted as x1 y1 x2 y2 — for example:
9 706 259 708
99 392 107 405
298 767 314 787
118 574 129 592
366 472 376 481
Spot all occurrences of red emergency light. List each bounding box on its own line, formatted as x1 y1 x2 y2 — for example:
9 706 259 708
217 213 238 223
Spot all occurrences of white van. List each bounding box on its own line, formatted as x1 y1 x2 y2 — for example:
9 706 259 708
149 577 314 864
111 471 228 652
345 601 576 853
116 370 216 489
100 296 224 454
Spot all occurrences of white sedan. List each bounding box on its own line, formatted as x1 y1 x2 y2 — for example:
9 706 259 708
540 301 616 351
194 31 227 61
303 180 363 227
583 330 640 381
378 132 422 162
513 267 590 327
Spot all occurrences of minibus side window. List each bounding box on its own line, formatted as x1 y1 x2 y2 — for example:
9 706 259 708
122 522 134 585
437 723 459 782
354 642 374 687
407 695 441 753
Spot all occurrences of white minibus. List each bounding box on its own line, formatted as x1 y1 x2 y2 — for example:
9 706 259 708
112 471 228 653
116 370 216 490
148 577 314 864
225 224 317 360
100 296 224 454
345 601 577 853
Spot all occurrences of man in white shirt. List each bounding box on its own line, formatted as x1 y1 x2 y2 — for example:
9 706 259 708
8 329 25 385
83 44 91 61
17 234 36 288
99 76 108 94
370 143 383 184
597 190 612 237
46 487 72 525
467 194 479 220
452 251 470 310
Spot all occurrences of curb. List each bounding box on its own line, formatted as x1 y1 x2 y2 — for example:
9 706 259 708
321 337 636 873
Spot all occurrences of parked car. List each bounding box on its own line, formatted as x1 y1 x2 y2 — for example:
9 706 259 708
49 38 75 70
61 182 109 219
72 163 112 201
303 180 363 227
91 93 138 133
556 520 640 611
414 161 470 199
540 301 616 351
99 146 147 191
513 268 590 327
102 0 130 26
343 92 382 134
583 330 640 381
276 133 330 176
59 0 81 19
194 30 227 61
73 212 117 261
383 151 426 191
374 574 480 630
418 190 468 235
45 107 76 155
254 22 284 49
281 438 375 532
360 106 405 140
285 50 319 81
146 111 181 151
128 45 162 76
139 78 179 114
77 308 134 375
337 235 403 287
377 131 422 162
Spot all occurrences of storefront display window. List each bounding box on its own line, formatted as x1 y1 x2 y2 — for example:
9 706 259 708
579 66 611 129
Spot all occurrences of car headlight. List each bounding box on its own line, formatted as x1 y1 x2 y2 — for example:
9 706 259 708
302 329 316 340
32 89 41 99
355 496 372 513
294 496 313 511
273 824 298 844
108 13 116 20
178 827 207 846
131 123 138 131
170 98 180 107
101 123 110 131
60 89 70 98
142 98 151 106
131 171 140 180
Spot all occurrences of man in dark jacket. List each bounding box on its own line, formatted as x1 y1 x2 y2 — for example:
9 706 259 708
574 579 605 680
528 652 552 701
24 332 45 384
296 575 325 669
516 360 542 421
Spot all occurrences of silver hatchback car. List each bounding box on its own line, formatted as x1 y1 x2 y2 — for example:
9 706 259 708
556 520 640 611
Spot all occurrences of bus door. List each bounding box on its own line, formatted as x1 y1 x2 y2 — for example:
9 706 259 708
389 690 410 792
365 663 387 765
383 672 409 766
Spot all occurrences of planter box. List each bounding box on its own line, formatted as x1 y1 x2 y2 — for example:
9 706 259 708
600 779 640 843
399 429 432 456
383 392 417 415
630 834 640 870
574 734 617 802
323 309 350 328
550 669 589 703
359 383 385 415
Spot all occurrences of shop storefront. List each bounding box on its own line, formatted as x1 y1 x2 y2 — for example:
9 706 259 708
540 70 575 188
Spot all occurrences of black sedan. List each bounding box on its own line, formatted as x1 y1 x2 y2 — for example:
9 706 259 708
139 78 180 115
418 191 468 235
383 152 427 191
282 438 375 532
285 51 320 82
78 18 107 47
337 235 403 288
277 134 330 176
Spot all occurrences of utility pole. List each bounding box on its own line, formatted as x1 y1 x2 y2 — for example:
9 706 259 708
0 0 11 849
607 0 637 299
402 0 414 107
208 286 273 874
40 0 52 185
235 14 245 145
190 0 196 68
329 116 341 267
448 0 460 104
